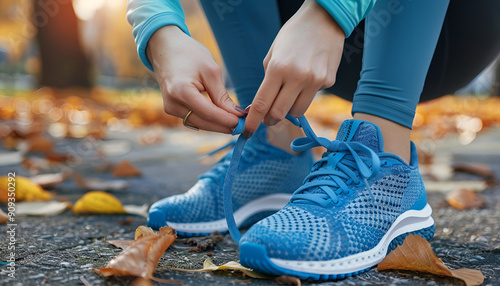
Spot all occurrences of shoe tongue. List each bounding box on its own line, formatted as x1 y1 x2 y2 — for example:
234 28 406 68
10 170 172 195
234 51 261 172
335 119 384 153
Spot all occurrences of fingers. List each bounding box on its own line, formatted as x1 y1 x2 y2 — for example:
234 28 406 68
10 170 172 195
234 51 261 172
288 86 319 118
163 83 240 131
164 100 235 134
243 74 282 138
263 81 301 126
183 109 235 133
201 65 248 117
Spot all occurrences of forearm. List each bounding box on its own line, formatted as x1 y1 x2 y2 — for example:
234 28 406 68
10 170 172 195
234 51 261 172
126 0 190 71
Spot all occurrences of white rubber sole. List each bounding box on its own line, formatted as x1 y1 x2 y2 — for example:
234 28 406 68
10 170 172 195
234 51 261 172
269 203 434 275
166 193 292 234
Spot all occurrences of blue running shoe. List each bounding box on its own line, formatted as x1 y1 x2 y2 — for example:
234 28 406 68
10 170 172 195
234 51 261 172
239 119 435 280
148 125 313 236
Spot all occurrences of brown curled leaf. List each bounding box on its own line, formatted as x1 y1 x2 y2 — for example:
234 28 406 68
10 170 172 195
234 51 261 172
452 163 497 186
95 226 177 280
378 234 484 286
112 160 142 177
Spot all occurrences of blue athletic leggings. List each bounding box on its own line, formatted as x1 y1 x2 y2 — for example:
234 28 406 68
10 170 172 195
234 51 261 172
200 0 500 129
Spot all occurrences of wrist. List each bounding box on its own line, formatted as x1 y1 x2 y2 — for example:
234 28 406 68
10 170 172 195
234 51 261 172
146 25 183 64
302 0 345 38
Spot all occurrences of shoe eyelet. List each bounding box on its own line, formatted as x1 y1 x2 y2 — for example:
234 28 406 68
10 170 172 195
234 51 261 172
382 160 392 167
354 181 364 187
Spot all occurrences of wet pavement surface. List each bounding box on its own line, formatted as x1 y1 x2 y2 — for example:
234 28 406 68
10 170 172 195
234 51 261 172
0 127 499 286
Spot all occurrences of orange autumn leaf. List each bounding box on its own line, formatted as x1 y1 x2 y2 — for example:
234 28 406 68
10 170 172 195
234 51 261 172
446 189 487 210
45 152 73 163
27 136 54 153
135 226 157 240
112 160 142 177
107 239 133 250
107 226 158 250
378 234 484 286
95 226 178 281
0 176 52 203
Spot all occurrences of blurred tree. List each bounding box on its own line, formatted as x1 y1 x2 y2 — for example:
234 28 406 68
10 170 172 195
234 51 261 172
0 0 33 64
34 0 91 88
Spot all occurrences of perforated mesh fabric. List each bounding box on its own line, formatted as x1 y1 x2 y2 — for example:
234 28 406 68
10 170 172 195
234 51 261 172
240 120 430 261
148 125 313 227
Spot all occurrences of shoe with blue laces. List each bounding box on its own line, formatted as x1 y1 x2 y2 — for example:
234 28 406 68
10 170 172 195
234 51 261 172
147 124 313 236
238 118 435 280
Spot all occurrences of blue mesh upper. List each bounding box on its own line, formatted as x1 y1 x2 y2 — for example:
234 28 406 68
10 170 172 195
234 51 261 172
240 120 428 261
148 124 313 224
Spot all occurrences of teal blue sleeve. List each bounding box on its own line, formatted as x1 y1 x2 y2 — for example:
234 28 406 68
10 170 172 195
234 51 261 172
315 0 377 37
126 0 191 71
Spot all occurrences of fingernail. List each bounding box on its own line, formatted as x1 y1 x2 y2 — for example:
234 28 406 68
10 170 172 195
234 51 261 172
245 104 252 113
234 105 248 115
243 130 254 139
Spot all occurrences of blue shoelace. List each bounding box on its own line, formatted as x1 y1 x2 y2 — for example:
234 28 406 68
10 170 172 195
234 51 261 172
224 116 381 244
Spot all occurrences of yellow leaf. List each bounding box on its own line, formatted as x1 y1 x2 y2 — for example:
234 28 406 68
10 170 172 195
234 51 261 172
378 234 484 286
173 258 273 279
0 176 52 203
72 191 127 215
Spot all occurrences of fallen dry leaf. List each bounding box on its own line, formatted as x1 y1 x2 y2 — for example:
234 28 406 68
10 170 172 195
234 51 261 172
172 258 273 279
131 277 154 286
72 191 127 215
0 208 8 224
123 204 149 218
107 225 159 250
22 157 56 173
0 176 52 203
446 189 487 210
112 160 142 177
135 226 157 240
27 136 54 153
16 201 71 216
45 152 73 163
273 275 302 286
378 234 484 286
107 239 133 250
95 226 179 282
75 174 129 191
30 173 65 188
452 163 497 186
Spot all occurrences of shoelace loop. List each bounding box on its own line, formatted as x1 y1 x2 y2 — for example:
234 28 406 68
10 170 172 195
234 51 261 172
223 115 381 244
290 117 380 207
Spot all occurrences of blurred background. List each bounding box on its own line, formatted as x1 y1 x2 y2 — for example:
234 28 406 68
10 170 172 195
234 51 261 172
0 0 499 160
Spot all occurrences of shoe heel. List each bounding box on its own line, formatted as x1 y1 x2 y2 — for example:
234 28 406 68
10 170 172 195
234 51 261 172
386 224 436 255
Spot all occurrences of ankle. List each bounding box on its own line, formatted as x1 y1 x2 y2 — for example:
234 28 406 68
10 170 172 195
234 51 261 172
353 113 411 164
266 120 304 155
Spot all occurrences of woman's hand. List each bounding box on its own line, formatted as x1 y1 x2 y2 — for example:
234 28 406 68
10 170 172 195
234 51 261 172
147 26 246 133
243 0 345 138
